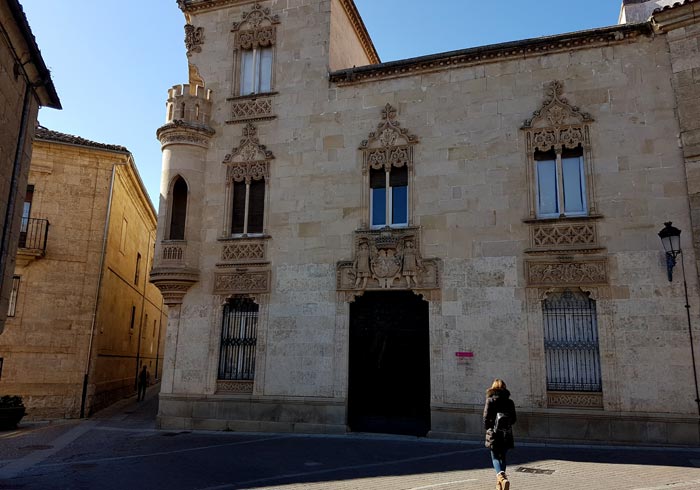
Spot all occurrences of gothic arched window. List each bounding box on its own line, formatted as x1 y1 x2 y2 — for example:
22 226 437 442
523 81 596 219
232 3 279 97
223 123 273 236
361 104 418 229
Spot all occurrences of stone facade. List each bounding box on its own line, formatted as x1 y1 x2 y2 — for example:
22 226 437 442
152 0 700 445
0 0 60 336
0 130 167 419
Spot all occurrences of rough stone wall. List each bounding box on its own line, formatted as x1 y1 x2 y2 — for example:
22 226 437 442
329 0 372 71
92 163 166 413
0 142 166 419
659 6 700 284
0 142 110 419
0 4 40 336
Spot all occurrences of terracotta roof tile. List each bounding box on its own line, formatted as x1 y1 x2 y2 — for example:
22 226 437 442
654 0 698 13
35 127 129 153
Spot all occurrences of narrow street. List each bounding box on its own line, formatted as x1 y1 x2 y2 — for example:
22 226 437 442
1 388 699 489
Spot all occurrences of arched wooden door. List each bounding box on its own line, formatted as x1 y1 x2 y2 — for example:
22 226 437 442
348 291 430 436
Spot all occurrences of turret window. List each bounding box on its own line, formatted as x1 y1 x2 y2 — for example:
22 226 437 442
169 176 188 240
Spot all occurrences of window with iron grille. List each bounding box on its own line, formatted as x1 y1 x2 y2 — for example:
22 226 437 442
7 276 20 317
543 290 602 392
218 298 258 381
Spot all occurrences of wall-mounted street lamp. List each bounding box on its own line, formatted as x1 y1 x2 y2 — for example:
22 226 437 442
658 221 682 281
658 222 700 419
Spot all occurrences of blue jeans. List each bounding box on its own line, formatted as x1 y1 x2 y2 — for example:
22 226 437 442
491 450 507 473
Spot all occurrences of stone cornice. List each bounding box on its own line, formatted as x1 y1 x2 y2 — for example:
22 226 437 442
337 0 380 65
178 0 256 14
156 120 216 148
330 23 652 86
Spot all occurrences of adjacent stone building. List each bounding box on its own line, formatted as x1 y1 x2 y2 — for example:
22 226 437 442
151 0 700 445
0 129 167 419
0 0 60 336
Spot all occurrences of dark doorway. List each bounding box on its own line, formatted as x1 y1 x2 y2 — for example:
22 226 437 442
348 291 431 436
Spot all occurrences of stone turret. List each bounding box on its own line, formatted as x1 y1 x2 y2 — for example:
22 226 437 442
157 83 214 149
150 84 215 306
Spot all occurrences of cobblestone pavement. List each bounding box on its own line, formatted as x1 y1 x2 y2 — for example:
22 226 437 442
1 388 699 490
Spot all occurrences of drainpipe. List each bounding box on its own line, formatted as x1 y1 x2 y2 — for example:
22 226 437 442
155 296 164 380
80 160 127 418
0 84 32 305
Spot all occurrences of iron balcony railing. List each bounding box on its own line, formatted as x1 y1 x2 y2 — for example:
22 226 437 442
18 218 49 254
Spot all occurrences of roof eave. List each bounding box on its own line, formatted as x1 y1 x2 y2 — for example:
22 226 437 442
6 0 61 109
330 22 653 85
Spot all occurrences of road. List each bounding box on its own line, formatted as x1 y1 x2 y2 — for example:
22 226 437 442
1 387 699 489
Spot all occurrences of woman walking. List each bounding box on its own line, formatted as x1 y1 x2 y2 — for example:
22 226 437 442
483 379 517 490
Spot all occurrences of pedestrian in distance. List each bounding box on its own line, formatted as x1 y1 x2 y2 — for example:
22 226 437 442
483 378 517 490
137 365 150 402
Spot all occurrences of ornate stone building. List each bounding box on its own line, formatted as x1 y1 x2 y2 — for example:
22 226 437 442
0 129 167 419
151 0 700 444
0 0 60 336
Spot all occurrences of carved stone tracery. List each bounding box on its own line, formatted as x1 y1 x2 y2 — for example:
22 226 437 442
216 380 254 394
337 228 440 292
228 97 275 123
522 80 598 220
223 123 274 183
232 2 280 49
547 391 603 409
214 270 270 294
528 222 602 253
184 24 205 56
360 104 418 174
526 259 608 287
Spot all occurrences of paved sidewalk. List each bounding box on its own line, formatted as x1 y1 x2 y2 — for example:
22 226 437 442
0 389 699 489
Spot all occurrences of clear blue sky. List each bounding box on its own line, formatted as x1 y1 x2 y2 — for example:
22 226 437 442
22 0 623 209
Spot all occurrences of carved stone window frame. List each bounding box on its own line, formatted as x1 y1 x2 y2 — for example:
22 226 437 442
230 2 280 99
222 123 274 238
211 293 270 396
360 104 418 230
525 285 619 411
522 81 598 220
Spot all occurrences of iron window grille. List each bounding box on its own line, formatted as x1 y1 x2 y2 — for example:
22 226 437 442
543 290 602 392
218 297 258 381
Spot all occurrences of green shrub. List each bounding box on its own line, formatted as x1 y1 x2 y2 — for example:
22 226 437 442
0 396 25 408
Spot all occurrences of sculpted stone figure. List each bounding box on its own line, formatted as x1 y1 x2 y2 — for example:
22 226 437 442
401 240 421 287
353 241 371 289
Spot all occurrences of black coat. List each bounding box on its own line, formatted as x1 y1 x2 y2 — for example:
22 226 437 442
483 388 517 451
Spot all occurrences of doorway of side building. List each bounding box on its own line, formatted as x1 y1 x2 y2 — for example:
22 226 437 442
348 291 431 436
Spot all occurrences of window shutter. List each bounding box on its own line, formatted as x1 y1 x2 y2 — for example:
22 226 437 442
231 181 247 234
389 165 408 187
247 178 265 234
370 168 386 188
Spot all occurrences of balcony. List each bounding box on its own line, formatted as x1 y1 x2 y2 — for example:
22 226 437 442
16 218 49 266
